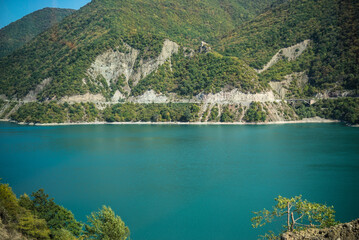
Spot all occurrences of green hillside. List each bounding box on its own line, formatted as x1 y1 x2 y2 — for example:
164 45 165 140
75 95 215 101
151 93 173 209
132 51 263 97
220 0 359 94
0 0 275 99
0 7 75 58
0 0 357 102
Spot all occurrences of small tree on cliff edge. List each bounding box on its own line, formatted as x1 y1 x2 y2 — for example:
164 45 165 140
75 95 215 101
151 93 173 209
251 195 337 239
84 206 130 240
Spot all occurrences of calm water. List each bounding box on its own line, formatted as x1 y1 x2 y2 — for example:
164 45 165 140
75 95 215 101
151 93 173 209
0 122 359 239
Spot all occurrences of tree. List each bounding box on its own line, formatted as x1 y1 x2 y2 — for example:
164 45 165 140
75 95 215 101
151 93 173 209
19 189 82 238
243 102 266 122
0 181 19 223
84 206 130 240
17 210 51 240
251 195 337 238
18 194 35 212
0 181 51 239
52 228 78 240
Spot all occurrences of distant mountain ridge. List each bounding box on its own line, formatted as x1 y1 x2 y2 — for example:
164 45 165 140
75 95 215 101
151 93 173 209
0 7 75 58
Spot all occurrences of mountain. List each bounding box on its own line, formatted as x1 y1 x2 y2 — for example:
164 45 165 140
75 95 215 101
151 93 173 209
0 0 358 125
0 7 75 58
219 0 359 95
0 0 276 100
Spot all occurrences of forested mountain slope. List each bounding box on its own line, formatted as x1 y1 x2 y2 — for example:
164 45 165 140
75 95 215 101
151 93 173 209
220 0 359 94
0 0 358 125
0 0 276 100
0 8 75 58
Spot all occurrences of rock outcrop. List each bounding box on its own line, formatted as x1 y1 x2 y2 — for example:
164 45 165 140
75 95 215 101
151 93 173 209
257 40 311 73
263 101 299 121
86 39 179 94
130 90 168 103
195 89 276 105
59 93 106 103
22 78 51 102
87 44 139 86
198 41 211 53
131 39 179 86
281 219 359 240
270 72 309 99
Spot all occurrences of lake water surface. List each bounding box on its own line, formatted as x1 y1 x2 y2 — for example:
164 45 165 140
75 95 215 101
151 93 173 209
0 122 358 239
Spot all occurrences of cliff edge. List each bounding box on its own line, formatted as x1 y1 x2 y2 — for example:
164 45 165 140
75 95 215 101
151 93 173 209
281 219 359 240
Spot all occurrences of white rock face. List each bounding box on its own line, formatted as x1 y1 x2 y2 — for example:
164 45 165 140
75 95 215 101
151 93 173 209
68 39 179 102
60 93 106 103
128 89 278 105
295 72 309 88
269 81 288 99
111 90 126 102
131 39 179 85
87 44 139 85
0 94 8 101
86 39 179 90
23 78 51 102
257 40 311 73
195 89 276 105
62 39 286 105
130 90 168 103
269 72 308 99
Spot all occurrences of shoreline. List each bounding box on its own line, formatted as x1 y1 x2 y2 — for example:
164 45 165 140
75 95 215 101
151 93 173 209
0 117 341 126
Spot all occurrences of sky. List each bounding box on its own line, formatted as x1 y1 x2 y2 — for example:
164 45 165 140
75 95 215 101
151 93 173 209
0 0 91 28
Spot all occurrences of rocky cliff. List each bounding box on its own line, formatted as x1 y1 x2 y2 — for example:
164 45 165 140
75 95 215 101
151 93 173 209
256 40 311 74
281 219 359 240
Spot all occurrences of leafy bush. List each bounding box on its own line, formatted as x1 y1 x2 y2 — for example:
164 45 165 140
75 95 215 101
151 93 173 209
85 206 130 240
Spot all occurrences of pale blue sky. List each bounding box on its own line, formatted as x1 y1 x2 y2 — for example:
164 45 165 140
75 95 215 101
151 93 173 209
0 0 91 28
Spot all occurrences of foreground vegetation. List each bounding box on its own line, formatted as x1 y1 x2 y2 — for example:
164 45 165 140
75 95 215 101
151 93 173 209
0 180 130 240
1 180 343 240
252 195 337 239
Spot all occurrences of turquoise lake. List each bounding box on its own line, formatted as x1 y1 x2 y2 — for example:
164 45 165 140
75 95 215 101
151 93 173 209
0 122 359 239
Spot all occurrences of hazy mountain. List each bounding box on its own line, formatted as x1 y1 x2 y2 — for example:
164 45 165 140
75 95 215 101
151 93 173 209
0 7 75 58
